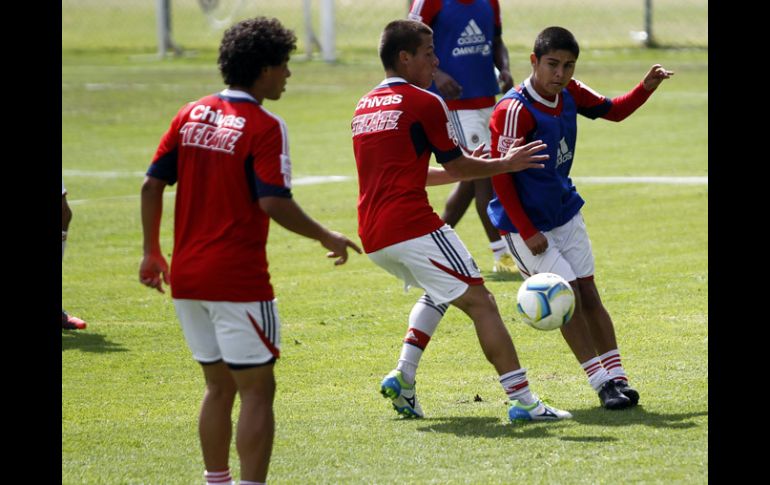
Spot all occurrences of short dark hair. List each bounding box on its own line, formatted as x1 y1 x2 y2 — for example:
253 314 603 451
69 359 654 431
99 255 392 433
379 19 433 71
533 26 580 60
218 17 297 87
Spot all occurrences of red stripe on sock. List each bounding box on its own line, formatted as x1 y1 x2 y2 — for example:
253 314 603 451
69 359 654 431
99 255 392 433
403 327 431 350
506 380 529 393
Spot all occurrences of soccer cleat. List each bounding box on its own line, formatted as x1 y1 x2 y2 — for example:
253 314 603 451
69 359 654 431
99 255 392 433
379 370 424 418
612 379 640 406
492 253 519 273
508 398 572 422
62 310 87 330
598 379 632 410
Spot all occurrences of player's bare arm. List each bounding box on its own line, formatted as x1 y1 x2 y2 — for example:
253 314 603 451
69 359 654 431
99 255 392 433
442 138 548 181
493 35 513 92
140 176 170 293
642 64 674 91
259 196 361 265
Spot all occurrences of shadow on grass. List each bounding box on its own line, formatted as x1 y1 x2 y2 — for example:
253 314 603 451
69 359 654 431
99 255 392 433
412 406 707 439
415 416 569 439
61 331 127 353
482 271 524 283
569 406 708 430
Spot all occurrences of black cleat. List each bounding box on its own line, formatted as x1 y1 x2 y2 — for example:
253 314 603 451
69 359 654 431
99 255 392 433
612 379 639 406
598 380 632 410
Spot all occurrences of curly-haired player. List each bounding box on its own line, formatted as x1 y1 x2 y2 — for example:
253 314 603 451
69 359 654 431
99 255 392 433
140 17 360 485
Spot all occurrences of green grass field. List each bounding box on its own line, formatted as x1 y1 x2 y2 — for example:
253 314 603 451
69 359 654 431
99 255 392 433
62 9 707 483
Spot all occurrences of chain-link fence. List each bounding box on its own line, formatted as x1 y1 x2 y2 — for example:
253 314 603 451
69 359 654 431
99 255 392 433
63 0 707 58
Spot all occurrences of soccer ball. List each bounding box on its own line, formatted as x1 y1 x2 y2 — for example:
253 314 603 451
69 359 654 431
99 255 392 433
516 273 575 331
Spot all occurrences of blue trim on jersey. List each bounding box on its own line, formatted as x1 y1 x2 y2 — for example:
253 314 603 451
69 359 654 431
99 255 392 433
487 86 584 233
147 147 178 185
409 121 463 164
255 175 292 199
215 93 261 105
429 0 499 100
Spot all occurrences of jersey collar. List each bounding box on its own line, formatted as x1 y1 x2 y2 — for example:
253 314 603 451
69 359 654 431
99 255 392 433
219 89 260 103
378 77 408 88
523 76 559 109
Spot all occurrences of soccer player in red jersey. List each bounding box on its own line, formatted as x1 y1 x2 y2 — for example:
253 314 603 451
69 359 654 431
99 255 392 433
487 26 674 409
140 17 360 485
352 19 571 423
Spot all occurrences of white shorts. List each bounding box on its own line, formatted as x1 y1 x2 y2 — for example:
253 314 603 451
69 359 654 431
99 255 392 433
448 107 493 151
173 299 281 367
367 224 483 305
503 212 595 282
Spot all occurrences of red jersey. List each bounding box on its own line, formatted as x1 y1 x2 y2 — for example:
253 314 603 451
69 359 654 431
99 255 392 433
352 78 462 253
148 90 293 301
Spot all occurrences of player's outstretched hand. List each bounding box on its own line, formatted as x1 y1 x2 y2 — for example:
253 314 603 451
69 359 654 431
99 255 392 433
321 231 362 266
140 253 170 293
503 137 548 172
642 64 674 91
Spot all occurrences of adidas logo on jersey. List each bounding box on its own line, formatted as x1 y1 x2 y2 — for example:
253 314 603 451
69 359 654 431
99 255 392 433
453 19 491 56
556 137 573 167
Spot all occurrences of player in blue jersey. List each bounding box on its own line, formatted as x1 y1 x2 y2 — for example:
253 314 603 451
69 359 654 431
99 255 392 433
408 0 517 274
488 26 673 409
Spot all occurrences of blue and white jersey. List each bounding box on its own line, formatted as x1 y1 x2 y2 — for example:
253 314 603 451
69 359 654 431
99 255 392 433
410 0 501 107
487 83 584 233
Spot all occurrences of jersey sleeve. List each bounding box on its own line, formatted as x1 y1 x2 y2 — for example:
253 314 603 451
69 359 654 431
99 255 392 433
250 117 292 199
569 78 653 122
489 98 539 239
408 0 441 24
421 94 462 164
147 106 187 185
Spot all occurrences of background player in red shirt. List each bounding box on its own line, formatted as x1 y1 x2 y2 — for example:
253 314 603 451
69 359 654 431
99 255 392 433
488 26 673 410
62 180 87 330
140 17 360 485
353 19 571 423
409 0 518 273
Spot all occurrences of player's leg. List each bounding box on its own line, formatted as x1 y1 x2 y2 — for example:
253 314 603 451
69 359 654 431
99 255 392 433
402 225 570 421
207 300 282 481
473 178 517 273
441 180 475 227
577 277 639 405
504 228 631 409
199 361 237 484
230 364 276 483
396 294 447 384
174 299 238 482
449 283 571 421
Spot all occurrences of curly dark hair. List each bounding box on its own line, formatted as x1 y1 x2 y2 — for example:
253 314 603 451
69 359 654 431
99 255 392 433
218 17 297 87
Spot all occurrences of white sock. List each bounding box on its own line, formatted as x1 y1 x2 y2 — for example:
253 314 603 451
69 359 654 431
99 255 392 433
62 240 67 259
489 239 507 261
240 481 264 485
499 368 535 405
599 349 628 382
396 294 446 384
581 356 612 391
205 469 233 485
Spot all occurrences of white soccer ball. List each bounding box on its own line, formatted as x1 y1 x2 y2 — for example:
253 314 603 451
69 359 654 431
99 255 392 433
516 272 575 331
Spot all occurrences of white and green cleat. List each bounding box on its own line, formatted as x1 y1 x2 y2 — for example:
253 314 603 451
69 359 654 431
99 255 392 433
380 370 424 418
508 398 572 422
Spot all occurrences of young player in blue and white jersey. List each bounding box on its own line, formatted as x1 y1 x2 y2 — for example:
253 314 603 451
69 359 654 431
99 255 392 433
409 0 517 273
488 26 674 410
